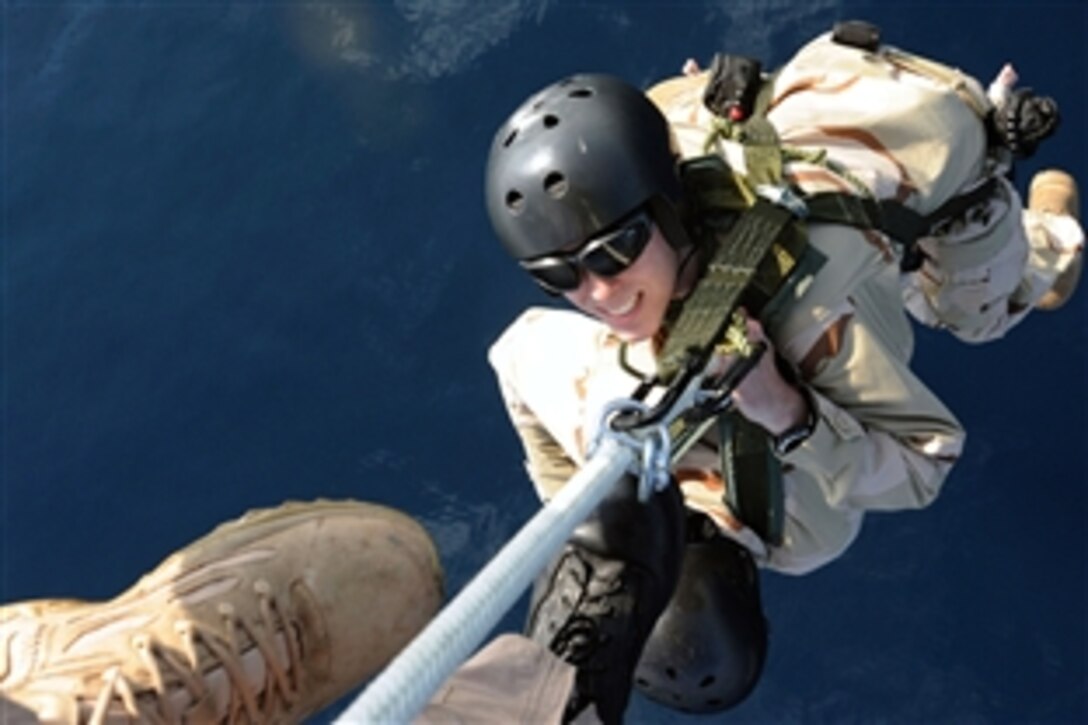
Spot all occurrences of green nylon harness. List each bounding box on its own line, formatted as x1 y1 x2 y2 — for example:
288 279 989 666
639 150 996 545
619 155 825 546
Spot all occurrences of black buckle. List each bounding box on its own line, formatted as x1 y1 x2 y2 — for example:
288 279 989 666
831 20 881 53
702 54 763 122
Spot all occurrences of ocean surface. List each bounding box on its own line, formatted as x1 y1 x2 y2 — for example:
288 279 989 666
3 2 1085 722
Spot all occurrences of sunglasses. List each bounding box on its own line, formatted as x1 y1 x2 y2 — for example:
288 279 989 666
520 209 655 294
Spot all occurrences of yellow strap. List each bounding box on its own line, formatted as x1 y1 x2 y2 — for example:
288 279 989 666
880 47 993 120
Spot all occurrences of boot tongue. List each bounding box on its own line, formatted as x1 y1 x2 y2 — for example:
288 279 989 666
289 579 331 677
170 634 292 719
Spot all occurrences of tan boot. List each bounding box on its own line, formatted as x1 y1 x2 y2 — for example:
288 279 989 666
1029 169 1083 310
1 500 444 724
1030 169 1080 219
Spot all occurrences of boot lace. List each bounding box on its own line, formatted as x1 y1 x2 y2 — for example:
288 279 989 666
87 580 303 724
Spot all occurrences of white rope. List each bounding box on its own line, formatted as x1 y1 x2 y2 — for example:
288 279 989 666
335 437 636 724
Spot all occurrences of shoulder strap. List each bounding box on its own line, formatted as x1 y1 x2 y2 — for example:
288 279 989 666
804 176 1000 271
656 155 823 381
651 157 824 548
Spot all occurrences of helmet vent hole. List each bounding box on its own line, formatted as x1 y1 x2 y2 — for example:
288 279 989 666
543 172 568 198
543 114 559 129
569 88 593 99
503 129 518 147
699 675 716 688
505 190 525 214
665 666 678 680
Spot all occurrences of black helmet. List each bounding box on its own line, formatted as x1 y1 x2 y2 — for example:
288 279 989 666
633 519 768 713
485 74 683 261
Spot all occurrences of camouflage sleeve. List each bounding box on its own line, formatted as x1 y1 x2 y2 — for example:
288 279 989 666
502 381 579 502
780 305 965 512
488 309 583 501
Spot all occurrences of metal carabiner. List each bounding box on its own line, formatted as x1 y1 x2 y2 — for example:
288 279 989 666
590 399 673 502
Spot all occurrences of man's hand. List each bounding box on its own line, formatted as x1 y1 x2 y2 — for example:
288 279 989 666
707 314 809 436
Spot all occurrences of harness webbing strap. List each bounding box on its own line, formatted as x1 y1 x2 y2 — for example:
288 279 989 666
719 411 783 545
656 198 795 382
652 197 796 547
805 176 1000 270
639 157 822 547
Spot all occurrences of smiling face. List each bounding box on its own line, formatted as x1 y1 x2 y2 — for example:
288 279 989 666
563 224 683 341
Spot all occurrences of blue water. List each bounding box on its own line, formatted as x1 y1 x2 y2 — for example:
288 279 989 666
3 2 1085 722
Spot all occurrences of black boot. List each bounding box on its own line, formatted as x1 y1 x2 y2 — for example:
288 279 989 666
526 475 685 724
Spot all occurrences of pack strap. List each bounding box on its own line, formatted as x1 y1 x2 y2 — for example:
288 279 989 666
805 176 1000 271
719 411 783 545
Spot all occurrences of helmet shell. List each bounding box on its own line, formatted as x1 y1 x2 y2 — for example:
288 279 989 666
486 74 682 260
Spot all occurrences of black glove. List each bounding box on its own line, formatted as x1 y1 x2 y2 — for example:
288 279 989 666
995 88 1061 159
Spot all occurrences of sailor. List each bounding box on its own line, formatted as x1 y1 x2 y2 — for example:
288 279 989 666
481 22 1081 722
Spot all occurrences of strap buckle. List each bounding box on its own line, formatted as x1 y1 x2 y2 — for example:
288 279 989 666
756 184 809 218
